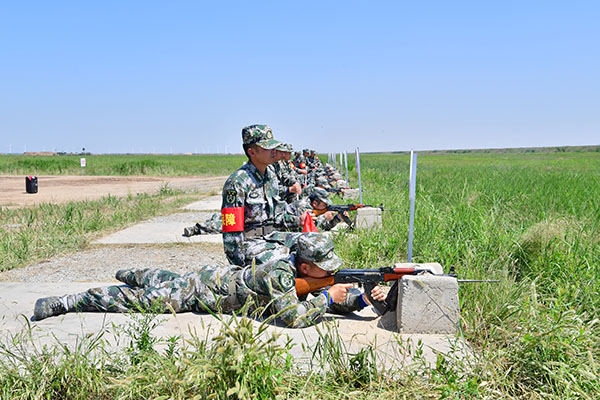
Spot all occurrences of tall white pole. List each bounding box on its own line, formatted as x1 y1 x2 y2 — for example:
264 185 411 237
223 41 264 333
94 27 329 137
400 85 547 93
355 147 362 204
407 151 418 262
344 151 349 185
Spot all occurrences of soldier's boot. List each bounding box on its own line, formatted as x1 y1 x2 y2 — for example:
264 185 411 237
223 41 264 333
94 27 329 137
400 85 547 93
115 269 141 287
32 296 70 321
183 224 201 237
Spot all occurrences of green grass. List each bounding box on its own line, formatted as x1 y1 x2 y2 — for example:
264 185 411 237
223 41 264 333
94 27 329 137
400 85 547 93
0 186 201 271
1 151 599 399
334 151 600 398
0 154 246 176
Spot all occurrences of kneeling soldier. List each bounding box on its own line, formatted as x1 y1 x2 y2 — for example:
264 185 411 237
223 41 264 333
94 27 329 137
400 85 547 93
221 125 308 266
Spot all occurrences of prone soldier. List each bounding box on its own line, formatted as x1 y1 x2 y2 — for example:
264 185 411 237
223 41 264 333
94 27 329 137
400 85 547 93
32 233 385 329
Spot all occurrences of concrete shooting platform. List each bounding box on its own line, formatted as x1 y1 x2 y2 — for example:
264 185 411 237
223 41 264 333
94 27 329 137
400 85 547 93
0 282 470 370
2 195 471 370
93 193 225 245
92 212 223 245
182 195 222 211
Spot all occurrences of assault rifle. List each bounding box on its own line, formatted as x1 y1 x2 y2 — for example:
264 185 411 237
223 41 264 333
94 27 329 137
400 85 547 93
312 204 397 228
324 187 345 195
295 265 498 314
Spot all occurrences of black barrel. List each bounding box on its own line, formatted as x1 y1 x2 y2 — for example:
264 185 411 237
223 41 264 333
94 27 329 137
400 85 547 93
26 176 38 194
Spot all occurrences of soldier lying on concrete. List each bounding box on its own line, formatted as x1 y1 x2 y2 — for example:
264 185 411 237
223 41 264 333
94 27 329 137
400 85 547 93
32 233 385 329
183 212 221 236
308 187 350 231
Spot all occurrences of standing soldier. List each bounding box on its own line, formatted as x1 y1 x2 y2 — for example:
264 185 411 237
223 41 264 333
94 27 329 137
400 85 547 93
221 125 307 266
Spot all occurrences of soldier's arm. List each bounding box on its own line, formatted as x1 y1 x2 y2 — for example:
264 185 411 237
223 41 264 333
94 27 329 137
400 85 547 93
265 265 329 328
311 286 366 314
315 213 341 231
273 196 301 229
221 178 246 266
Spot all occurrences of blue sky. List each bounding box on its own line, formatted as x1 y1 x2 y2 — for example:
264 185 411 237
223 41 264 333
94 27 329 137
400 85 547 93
1 1 598 154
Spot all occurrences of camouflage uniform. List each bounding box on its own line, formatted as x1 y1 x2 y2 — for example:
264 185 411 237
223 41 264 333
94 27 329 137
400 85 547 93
294 149 309 169
222 125 299 266
32 233 368 328
272 143 300 204
309 187 343 231
183 212 222 236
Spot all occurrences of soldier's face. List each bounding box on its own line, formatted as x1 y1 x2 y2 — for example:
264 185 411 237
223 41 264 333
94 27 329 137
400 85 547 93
311 200 327 210
250 145 277 165
299 261 332 278
283 152 291 161
275 150 285 161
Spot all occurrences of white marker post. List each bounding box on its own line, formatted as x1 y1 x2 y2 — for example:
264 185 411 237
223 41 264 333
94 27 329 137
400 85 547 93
355 147 363 204
80 157 86 175
344 150 349 185
407 151 418 262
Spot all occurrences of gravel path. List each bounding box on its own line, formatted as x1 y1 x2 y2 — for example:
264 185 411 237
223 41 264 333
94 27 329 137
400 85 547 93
0 244 228 283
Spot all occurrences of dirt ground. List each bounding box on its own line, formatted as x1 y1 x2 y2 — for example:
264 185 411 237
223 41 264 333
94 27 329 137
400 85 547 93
0 175 227 208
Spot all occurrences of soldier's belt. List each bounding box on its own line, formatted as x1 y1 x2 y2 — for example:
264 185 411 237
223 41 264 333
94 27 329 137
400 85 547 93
244 225 275 239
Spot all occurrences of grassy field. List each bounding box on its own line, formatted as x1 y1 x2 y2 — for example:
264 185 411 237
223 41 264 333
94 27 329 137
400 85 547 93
1 151 599 399
0 153 246 176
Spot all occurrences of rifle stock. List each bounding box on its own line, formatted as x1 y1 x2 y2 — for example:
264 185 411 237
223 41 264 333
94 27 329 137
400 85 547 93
295 266 432 297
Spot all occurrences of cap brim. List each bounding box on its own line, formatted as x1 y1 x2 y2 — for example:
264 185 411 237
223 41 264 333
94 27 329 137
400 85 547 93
314 253 342 272
256 139 282 150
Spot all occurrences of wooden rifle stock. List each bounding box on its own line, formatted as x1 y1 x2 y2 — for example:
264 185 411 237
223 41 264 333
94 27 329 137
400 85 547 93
295 267 423 297
295 276 335 297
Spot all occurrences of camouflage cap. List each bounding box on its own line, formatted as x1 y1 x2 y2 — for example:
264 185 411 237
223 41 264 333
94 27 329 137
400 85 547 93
242 124 281 150
276 142 293 153
296 232 342 272
309 187 332 206
303 148 309 154
316 176 329 187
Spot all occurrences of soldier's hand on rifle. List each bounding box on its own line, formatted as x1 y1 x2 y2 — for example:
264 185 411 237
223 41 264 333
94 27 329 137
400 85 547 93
298 169 308 175
289 182 302 195
362 285 385 305
328 283 354 303
323 211 336 221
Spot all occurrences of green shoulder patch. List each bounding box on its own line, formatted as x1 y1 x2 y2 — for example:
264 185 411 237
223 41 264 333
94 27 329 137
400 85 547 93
225 189 237 204
278 272 295 292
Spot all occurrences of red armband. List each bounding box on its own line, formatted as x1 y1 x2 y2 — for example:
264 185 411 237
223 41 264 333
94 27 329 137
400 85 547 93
221 207 244 232
300 162 306 169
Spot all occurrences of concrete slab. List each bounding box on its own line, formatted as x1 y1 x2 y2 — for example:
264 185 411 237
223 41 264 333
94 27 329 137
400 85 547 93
342 188 360 200
355 207 382 231
0 282 471 370
92 212 223 245
396 275 460 334
183 195 222 211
